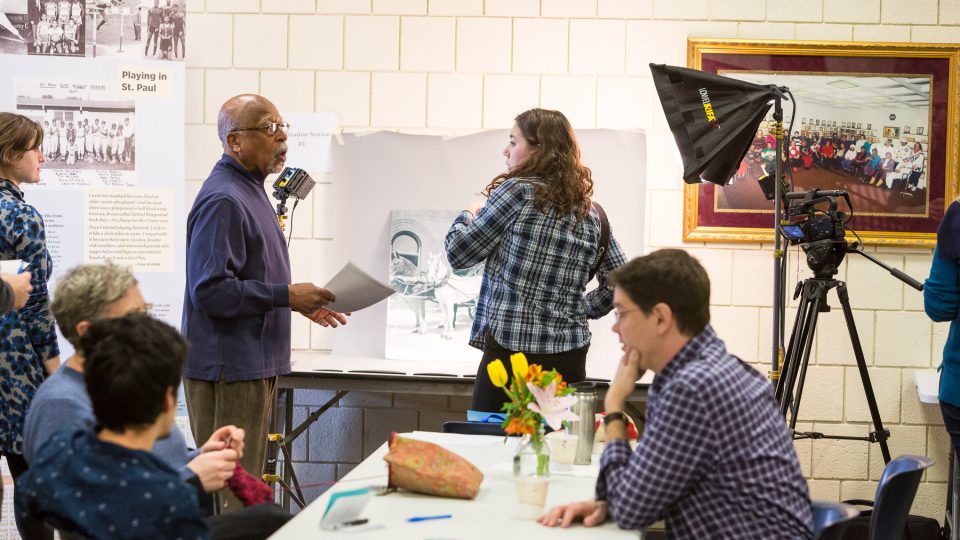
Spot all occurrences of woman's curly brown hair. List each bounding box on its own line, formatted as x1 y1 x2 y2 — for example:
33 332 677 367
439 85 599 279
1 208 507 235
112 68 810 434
483 109 593 219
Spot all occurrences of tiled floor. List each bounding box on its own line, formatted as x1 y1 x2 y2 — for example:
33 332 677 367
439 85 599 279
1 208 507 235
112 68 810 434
0 459 21 539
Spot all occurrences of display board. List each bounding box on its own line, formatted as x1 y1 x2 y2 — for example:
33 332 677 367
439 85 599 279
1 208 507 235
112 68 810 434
0 2 187 459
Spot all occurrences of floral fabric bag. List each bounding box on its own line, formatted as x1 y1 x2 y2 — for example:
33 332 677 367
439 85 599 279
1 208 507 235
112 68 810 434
383 433 484 499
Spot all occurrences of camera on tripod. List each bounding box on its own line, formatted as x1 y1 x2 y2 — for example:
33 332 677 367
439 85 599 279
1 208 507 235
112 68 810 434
781 189 853 279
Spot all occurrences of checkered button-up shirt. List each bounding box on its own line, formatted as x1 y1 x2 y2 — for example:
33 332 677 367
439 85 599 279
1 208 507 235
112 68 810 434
445 177 627 353
596 326 813 539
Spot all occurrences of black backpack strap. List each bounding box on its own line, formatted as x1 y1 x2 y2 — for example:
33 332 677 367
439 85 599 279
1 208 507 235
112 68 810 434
589 201 610 281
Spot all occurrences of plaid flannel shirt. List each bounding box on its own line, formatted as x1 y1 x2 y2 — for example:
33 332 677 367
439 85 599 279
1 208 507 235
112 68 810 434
445 177 626 353
596 326 813 539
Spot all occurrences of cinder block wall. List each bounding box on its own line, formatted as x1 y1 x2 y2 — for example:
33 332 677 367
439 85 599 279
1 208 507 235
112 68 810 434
185 0 958 518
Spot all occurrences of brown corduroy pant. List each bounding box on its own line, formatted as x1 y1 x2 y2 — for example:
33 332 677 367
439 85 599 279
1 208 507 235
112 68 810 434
185 375 277 514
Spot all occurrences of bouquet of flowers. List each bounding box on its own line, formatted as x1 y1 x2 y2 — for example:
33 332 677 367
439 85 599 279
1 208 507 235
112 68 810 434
486 352 579 449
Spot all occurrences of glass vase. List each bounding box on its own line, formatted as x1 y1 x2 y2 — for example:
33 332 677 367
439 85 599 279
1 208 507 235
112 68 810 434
513 427 551 477
514 425 550 511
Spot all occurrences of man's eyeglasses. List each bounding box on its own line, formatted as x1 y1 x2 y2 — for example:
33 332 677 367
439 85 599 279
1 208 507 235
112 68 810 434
613 308 641 321
230 121 291 137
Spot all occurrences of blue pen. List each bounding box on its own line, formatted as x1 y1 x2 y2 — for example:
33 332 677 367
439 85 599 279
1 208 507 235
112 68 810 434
406 514 452 523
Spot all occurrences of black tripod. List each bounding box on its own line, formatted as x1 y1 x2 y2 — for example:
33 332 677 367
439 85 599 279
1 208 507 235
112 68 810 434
774 246 924 464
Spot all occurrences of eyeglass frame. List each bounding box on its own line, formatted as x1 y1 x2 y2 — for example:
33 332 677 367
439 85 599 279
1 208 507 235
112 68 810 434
612 307 642 321
229 121 291 137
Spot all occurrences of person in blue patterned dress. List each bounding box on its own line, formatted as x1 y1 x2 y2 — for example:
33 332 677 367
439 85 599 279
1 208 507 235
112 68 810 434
0 112 60 539
445 109 627 412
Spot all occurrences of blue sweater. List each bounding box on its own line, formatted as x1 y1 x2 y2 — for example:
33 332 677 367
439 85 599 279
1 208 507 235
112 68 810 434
17 429 209 540
22 364 193 470
925 201 960 407
182 155 292 382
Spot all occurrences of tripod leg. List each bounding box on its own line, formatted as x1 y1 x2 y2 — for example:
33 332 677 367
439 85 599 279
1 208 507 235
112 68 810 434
776 284 809 410
779 281 821 427
836 283 891 463
789 294 821 428
787 286 824 429
773 286 807 404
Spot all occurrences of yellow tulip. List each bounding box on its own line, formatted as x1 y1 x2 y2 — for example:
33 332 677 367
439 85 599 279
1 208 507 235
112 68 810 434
510 352 529 381
487 359 508 388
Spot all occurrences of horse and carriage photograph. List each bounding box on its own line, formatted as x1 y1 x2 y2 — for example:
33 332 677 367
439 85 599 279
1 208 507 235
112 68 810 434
385 210 483 361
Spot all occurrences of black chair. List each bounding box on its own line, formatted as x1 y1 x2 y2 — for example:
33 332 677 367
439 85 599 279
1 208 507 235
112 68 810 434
442 421 507 436
811 501 859 540
868 454 935 540
840 455 936 540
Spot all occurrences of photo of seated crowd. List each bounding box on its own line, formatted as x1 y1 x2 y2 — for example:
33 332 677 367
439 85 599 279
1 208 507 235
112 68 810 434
717 74 930 215
26 0 85 56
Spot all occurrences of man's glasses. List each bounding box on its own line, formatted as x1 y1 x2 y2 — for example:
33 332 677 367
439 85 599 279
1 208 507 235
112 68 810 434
613 308 641 321
230 121 291 137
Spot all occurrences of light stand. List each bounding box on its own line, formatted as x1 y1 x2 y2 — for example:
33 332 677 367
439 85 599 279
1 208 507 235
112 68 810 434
649 63 791 376
651 62 927 465
771 95 788 379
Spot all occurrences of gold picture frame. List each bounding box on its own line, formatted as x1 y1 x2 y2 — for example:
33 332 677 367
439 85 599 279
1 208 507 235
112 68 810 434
682 38 960 247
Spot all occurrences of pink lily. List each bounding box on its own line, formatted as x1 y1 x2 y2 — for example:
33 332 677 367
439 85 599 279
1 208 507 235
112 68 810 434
526 380 579 431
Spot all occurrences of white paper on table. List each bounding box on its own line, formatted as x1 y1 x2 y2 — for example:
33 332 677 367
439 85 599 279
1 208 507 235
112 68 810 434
0 260 24 274
323 262 396 313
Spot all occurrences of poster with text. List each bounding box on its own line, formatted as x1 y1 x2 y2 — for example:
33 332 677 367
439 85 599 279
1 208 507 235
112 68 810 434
0 54 185 358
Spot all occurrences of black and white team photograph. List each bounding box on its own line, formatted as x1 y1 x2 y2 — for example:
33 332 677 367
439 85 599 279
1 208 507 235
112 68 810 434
26 0 85 56
86 0 184 60
16 79 137 187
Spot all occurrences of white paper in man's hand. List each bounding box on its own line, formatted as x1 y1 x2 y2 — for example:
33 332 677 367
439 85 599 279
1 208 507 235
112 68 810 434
323 262 396 313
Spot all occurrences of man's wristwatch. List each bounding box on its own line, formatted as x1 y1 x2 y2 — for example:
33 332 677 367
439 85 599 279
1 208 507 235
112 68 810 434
603 411 627 426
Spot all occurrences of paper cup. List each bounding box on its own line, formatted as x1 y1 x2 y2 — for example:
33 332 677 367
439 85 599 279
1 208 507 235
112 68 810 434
514 476 549 520
548 433 578 468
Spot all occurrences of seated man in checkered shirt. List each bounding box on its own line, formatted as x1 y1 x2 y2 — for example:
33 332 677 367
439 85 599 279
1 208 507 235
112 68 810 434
539 249 813 539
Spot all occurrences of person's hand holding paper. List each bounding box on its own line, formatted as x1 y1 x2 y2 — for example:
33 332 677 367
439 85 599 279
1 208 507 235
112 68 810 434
320 262 396 314
304 307 350 327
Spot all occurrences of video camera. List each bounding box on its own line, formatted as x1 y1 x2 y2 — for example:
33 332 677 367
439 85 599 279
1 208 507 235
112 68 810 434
781 189 852 279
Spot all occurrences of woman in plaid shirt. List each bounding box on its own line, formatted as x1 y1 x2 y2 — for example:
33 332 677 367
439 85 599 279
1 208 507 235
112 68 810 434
446 109 627 412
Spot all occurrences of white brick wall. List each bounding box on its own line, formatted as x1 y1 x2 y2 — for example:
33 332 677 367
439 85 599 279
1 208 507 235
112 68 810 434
400 16 455 71
288 16 344 69
766 0 823 22
457 18 512 72
824 0 880 23
183 0 953 519
881 0 937 25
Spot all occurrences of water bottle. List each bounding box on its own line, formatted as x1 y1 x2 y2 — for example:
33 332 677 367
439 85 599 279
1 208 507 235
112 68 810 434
570 381 597 465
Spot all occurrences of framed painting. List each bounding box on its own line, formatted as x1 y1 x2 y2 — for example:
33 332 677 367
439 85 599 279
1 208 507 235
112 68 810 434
683 39 960 246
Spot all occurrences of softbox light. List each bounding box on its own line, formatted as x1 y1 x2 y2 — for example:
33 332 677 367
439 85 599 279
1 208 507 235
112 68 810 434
650 63 781 185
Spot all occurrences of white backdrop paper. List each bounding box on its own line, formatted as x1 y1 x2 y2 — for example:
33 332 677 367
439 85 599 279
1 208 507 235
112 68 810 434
331 130 646 379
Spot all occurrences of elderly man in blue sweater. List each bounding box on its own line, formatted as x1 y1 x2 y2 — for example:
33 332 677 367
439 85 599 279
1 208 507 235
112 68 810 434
183 95 348 510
